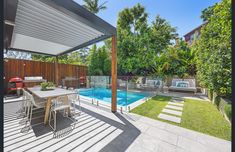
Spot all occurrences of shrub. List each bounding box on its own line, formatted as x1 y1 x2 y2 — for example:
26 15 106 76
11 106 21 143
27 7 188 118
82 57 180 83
208 89 213 100
224 104 231 120
214 96 221 108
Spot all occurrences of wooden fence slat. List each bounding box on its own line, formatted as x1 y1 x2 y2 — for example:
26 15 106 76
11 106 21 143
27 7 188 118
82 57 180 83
3 58 88 94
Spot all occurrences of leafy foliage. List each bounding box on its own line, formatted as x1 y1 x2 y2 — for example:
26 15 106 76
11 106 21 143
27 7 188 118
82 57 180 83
224 104 231 120
40 82 55 91
200 5 216 21
157 39 196 79
194 0 231 98
117 3 177 75
87 44 111 75
83 0 107 14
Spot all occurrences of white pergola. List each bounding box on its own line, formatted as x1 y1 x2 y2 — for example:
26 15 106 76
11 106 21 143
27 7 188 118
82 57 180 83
4 0 117 112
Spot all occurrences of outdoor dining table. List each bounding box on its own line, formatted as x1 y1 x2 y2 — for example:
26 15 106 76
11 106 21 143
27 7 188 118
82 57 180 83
27 86 76 125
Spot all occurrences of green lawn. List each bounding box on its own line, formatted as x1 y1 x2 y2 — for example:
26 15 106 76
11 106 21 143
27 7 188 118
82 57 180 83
130 95 231 141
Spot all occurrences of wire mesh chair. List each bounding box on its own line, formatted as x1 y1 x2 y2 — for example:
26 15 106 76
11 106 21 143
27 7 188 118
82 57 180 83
22 92 45 132
49 96 73 132
68 92 81 117
68 87 74 90
19 90 31 125
16 89 27 117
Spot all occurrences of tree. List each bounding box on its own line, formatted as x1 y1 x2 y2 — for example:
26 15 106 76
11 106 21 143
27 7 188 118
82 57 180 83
78 47 89 65
117 4 177 75
194 0 231 98
67 51 83 65
87 44 111 75
31 54 55 62
32 52 83 65
157 39 195 79
200 5 216 22
83 0 107 14
117 3 148 75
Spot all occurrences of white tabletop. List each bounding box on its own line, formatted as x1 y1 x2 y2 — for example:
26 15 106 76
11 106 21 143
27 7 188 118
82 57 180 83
27 86 76 98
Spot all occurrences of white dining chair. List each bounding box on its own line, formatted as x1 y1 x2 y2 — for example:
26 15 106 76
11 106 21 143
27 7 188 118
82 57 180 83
49 96 72 131
18 89 31 124
17 89 27 117
24 92 46 129
68 92 81 117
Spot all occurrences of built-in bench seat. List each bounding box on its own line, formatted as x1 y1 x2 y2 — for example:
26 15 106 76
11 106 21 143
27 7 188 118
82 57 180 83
168 79 197 93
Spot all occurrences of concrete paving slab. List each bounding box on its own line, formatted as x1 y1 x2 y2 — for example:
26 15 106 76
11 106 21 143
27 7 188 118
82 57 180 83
168 102 184 107
146 126 178 145
171 99 184 103
165 105 183 111
177 136 218 152
158 113 181 123
162 109 182 116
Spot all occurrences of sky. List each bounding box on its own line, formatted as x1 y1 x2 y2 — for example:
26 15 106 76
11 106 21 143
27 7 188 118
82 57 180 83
74 0 221 38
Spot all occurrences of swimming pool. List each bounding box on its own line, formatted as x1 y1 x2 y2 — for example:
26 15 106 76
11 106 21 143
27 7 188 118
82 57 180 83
79 88 147 106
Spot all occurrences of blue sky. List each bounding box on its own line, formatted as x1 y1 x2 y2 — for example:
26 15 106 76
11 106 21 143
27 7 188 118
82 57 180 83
75 0 220 38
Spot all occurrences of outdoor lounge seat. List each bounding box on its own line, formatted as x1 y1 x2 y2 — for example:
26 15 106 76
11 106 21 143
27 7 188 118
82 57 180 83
137 78 162 90
169 79 197 93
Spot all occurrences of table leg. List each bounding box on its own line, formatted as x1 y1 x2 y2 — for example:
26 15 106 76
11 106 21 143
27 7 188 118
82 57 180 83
44 97 52 124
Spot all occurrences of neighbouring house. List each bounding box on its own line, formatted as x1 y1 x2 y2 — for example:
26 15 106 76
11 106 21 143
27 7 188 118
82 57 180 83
184 21 208 45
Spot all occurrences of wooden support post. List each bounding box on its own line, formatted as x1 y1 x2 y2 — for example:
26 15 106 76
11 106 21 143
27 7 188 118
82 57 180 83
111 35 117 112
55 56 59 85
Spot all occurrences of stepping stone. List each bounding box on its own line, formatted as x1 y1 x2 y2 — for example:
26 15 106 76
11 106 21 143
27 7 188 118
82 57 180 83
168 102 184 107
162 109 182 116
165 105 183 111
158 113 181 123
171 99 184 103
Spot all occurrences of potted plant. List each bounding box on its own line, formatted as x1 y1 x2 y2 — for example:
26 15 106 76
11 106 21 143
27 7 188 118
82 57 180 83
40 82 55 91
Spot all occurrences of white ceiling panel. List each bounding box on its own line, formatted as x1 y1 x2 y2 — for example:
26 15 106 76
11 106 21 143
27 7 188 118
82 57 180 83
10 0 107 55
11 33 71 55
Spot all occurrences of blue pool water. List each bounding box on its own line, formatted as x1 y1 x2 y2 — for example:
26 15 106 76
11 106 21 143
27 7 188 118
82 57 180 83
79 88 147 106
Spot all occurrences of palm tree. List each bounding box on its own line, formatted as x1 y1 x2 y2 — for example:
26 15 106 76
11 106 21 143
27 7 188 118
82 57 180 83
83 0 108 14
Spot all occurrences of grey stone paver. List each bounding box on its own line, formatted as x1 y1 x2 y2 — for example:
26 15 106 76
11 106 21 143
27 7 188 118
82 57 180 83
146 126 178 146
165 105 183 111
4 98 231 152
154 140 177 152
196 133 231 152
158 113 181 123
168 102 184 107
162 108 182 116
177 136 218 152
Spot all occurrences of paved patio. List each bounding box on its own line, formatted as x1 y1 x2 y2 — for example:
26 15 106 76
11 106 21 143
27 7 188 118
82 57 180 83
4 98 231 152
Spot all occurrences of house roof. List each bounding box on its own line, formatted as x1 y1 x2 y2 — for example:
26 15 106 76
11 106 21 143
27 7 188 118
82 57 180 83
183 21 208 38
4 0 116 56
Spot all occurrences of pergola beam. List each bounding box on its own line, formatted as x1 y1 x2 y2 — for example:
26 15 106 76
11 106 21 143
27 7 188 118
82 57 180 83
58 35 111 56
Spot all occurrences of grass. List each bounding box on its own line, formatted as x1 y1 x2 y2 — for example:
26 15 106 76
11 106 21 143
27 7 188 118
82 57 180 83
130 95 231 141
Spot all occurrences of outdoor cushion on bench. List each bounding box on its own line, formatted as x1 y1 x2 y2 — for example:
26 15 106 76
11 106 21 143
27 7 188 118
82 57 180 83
169 79 197 93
